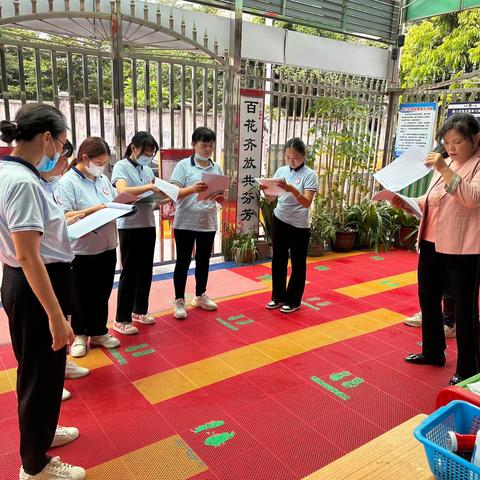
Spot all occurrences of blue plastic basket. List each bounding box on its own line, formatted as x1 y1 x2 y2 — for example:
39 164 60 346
415 400 480 479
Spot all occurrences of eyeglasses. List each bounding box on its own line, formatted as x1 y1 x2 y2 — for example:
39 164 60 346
57 138 74 158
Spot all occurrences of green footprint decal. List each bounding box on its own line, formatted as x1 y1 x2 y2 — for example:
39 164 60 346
330 371 350 381
193 420 225 433
204 432 235 447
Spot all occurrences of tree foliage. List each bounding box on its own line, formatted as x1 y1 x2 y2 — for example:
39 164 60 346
401 10 480 87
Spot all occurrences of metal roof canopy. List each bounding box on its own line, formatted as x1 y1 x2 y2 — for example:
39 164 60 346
187 0 401 44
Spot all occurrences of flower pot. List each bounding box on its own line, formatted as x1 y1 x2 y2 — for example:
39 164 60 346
333 231 357 252
234 250 255 264
307 240 325 257
256 240 273 260
395 227 417 250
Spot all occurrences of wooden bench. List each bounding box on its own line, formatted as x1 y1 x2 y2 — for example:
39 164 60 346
303 414 435 479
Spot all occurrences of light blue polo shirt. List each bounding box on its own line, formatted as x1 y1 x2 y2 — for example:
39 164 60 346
55 167 118 255
111 158 155 229
273 164 318 228
0 157 74 267
170 156 223 232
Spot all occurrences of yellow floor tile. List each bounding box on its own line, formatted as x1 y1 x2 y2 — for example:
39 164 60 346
87 435 207 480
255 336 308 360
287 330 334 350
69 348 113 370
335 271 417 298
180 357 238 387
316 321 363 340
366 308 406 326
220 346 273 371
134 368 197 404
339 315 386 333
0 368 16 395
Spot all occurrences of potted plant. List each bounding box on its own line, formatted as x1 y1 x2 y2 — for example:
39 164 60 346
230 230 258 264
346 200 396 253
256 193 277 260
309 196 336 256
307 97 374 253
392 208 419 250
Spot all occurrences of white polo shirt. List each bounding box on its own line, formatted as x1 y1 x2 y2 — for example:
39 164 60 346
170 156 223 232
273 164 318 228
111 158 156 229
55 167 118 255
0 157 74 267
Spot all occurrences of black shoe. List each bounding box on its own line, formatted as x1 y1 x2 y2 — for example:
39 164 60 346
404 353 446 366
449 374 465 386
280 305 300 314
266 301 284 310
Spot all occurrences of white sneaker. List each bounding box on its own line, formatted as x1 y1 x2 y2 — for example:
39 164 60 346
65 359 89 379
191 293 217 311
70 335 87 358
90 333 120 349
51 425 79 448
173 298 188 320
20 456 86 480
112 321 139 335
132 313 156 325
404 312 422 327
445 324 456 339
62 388 71 402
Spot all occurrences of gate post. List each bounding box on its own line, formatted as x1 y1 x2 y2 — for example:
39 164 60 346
111 0 126 160
222 0 242 252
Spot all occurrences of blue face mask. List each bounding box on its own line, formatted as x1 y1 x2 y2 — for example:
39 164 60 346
38 138 61 173
136 154 153 166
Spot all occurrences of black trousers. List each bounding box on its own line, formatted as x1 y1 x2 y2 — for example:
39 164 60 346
1 263 70 475
173 229 216 299
271 215 310 307
418 240 480 378
443 280 455 327
116 227 156 323
70 248 116 336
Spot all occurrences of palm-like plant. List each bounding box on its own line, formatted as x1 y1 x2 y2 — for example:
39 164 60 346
346 200 396 253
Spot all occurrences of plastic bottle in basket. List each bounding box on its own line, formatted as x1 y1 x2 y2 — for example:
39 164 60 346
446 431 477 453
471 431 480 466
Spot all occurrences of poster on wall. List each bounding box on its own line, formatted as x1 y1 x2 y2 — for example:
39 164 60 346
447 102 480 119
236 89 265 233
394 102 437 158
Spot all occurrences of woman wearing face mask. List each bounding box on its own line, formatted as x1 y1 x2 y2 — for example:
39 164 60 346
170 127 223 320
0 103 85 479
399 113 480 385
55 137 120 358
111 131 163 334
261 137 318 314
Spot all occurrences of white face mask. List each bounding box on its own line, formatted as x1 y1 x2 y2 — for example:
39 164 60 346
194 152 210 163
85 161 105 178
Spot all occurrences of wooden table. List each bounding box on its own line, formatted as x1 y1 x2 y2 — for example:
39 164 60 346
303 414 435 479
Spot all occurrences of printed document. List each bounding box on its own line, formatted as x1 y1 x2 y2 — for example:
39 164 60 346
255 178 287 196
136 178 180 204
372 190 422 219
197 172 229 201
67 203 136 240
373 145 431 192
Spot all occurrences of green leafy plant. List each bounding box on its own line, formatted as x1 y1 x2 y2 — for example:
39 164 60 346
257 193 277 245
230 230 258 264
391 208 420 249
307 97 375 231
310 196 336 245
346 200 396 253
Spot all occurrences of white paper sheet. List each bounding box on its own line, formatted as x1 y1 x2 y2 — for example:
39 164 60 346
67 203 135 240
372 190 422 219
373 145 431 192
197 172 230 201
154 177 180 202
255 178 287 196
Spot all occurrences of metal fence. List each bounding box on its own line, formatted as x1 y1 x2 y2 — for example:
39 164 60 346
0 27 389 263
